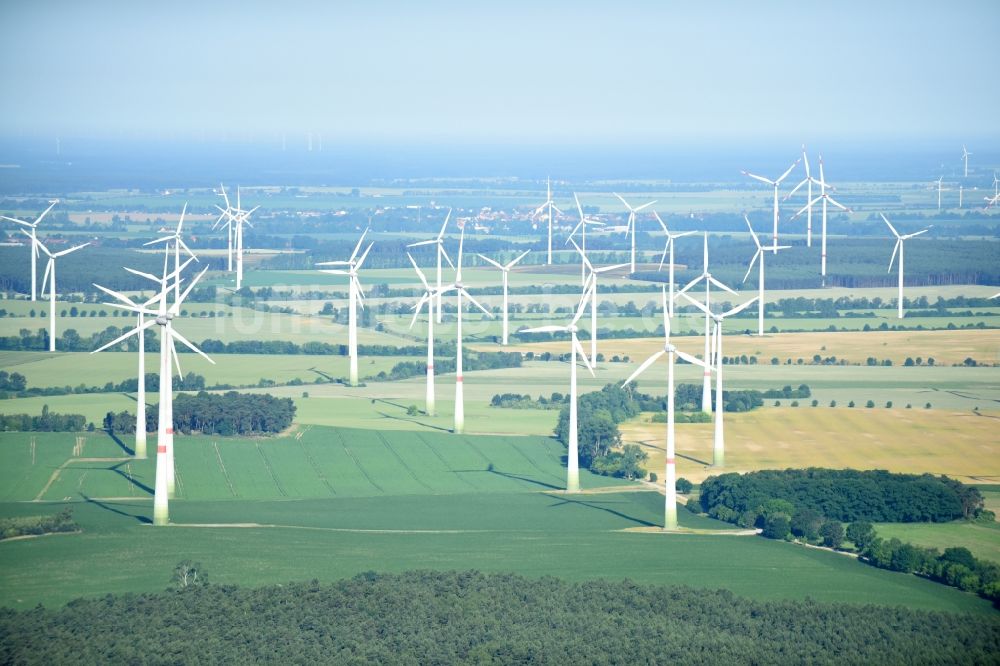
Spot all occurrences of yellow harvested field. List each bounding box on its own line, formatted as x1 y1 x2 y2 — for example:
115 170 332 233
622 408 1000 485
500 328 1000 367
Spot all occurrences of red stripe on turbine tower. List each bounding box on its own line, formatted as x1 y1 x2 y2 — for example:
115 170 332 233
158 445 167 453
456 375 463 383
165 428 174 435
666 458 675 464
427 363 434 369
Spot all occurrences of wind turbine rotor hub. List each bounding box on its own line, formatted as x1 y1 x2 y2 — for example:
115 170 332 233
155 316 168 325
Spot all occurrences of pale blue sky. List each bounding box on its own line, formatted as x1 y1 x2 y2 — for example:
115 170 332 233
1 0 998 143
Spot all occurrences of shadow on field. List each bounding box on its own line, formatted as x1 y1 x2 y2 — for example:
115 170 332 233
109 461 153 495
452 468 563 490
80 493 152 524
375 411 452 433
104 429 134 456
543 493 656 527
677 452 712 466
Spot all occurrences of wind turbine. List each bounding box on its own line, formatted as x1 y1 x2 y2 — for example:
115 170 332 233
444 225 493 434
784 145 816 246
407 209 455 323
653 211 696 317
214 184 236 272
985 192 1000 210
568 193 605 285
934 176 950 211
1 200 57 301
681 293 758 467
742 156 800 252
962 145 972 178
531 178 563 265
789 156 851 284
215 186 258 289
882 213 929 319
317 229 374 386
743 215 789 336
144 203 198 301
613 193 657 273
624 287 709 530
408 253 453 417
477 250 530 345
570 238 628 362
93 256 213 525
519 280 595 493
31 235 90 352
674 233 736 414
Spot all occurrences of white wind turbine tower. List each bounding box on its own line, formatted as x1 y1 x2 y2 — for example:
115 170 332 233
744 215 789 336
962 145 972 177
882 213 929 319
407 209 455 323
408 253 454 417
653 211 696 317
477 250 530 345
145 203 198 301
624 287 709 530
681 293 759 468
519 280 595 493
569 194 605 285
93 256 214 525
1 200 57 301
30 236 90 352
613 193 657 273
784 145 816 246
531 178 563 265
570 238 628 362
317 229 374 387
445 225 493 434
742 156 800 252
934 176 950 211
674 233 736 414
789 156 851 285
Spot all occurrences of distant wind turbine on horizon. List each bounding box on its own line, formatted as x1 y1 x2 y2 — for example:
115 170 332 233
1 200 58 302
882 213 929 319
742 156 800 253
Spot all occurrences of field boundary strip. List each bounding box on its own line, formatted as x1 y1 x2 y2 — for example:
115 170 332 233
255 443 288 497
33 457 132 502
375 433 434 493
414 433 478 490
333 429 383 492
296 438 337 496
213 442 238 498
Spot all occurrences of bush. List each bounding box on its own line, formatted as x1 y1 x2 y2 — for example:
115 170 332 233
820 520 845 548
762 514 791 539
675 478 693 493
685 497 701 514
865 400 875 408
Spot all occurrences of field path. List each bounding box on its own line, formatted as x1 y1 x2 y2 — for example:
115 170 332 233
255 443 288 497
212 443 238 498
33 457 132 502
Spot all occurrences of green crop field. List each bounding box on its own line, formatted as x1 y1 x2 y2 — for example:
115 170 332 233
0 426 992 615
873 521 1000 564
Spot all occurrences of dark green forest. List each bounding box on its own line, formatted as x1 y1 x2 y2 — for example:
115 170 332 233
1 571 997 665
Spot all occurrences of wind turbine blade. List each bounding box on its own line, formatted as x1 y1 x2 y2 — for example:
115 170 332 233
676 349 708 369
652 211 668 234
594 263 629 274
124 266 162 284
723 297 758 318
708 276 738 295
623 350 665 386
571 281 594 327
461 289 493 317
477 254 504 270
568 238 592 271
635 200 656 212
408 253 430 291
93 283 142 309
657 241 669 271
34 201 58 225
613 192 631 210
790 196 823 220
455 228 465 283
169 327 215 365
437 209 452 239
170 266 209 313
825 195 850 212
355 242 374 270
316 260 351 266
143 236 173 247
406 239 437 248
573 337 595 377
219 183 230 209
507 250 530 268
743 250 761 284
41 260 52 294
675 275 703 297
1 216 34 228
519 325 567 334
906 229 929 238
177 238 198 261
319 269 350 276
439 244 455 269
744 214 761 249
409 295 429 329
680 291 711 316
742 171 774 186
880 213 900 238
349 228 369 262
888 239 900 273
776 159 800 184
168 335 183 378
91 318 157 353
574 192 584 220
52 242 89 258
784 178 807 201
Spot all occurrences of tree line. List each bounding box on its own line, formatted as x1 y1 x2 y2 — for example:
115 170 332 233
103 391 295 436
0 405 88 432
2 569 997 664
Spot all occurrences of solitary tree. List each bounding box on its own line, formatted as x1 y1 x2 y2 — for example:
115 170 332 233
171 561 209 589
